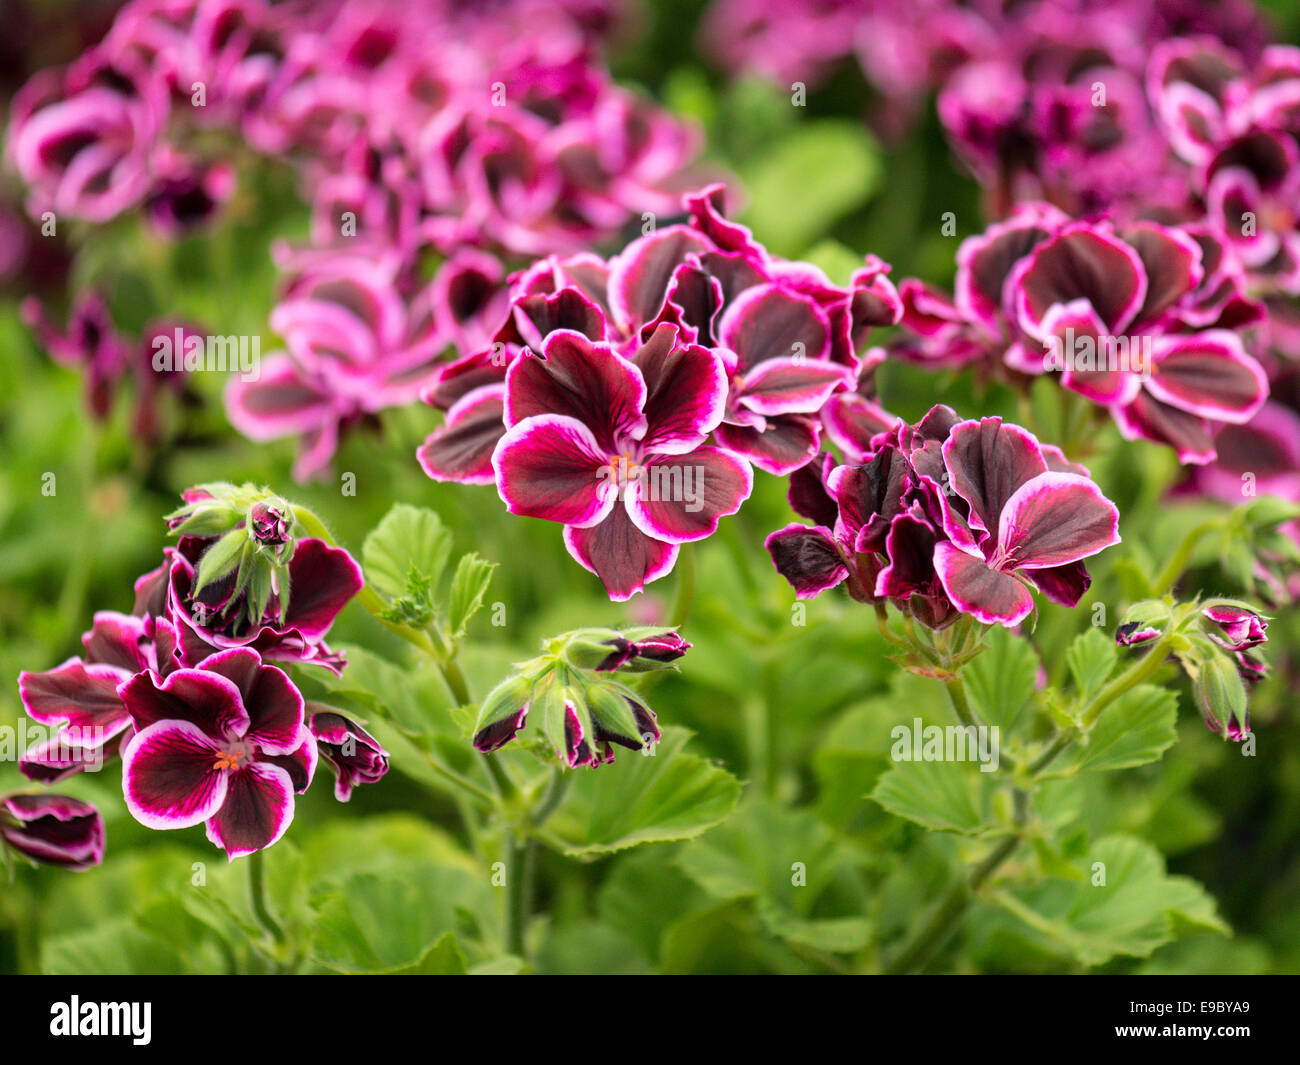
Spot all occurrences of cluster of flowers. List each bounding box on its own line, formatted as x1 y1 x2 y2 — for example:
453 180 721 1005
5 486 387 870
7 0 700 471
893 202 1269 464
766 406 1121 629
417 184 903 599
472 627 688 767
702 0 1267 217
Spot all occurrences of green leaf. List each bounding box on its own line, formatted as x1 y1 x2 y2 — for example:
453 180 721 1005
446 552 496 638
311 643 456 747
963 625 1038 731
871 755 997 835
309 863 496 973
676 799 871 953
1066 628 1118 701
547 728 742 856
192 527 247 596
994 835 1227 967
1053 685 1178 775
740 120 881 256
362 503 452 601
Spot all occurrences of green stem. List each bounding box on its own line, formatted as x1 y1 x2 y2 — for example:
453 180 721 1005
1151 519 1220 597
439 656 472 706
503 827 527 957
943 674 979 730
531 768 571 827
247 850 282 943
1078 633 1176 729
670 544 696 628
482 753 518 804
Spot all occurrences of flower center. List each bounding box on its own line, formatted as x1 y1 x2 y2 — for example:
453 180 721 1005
213 741 253 772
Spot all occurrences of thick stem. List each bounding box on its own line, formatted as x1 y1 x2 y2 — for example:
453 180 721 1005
247 849 282 943
503 827 527 957
1151 519 1220 597
943 674 979 730
670 544 696 628
531 768 571 827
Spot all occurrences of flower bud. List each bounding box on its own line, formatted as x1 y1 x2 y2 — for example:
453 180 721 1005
1195 652 1250 741
309 707 390 801
472 674 535 753
1201 603 1268 652
1 793 105 870
250 500 292 547
1116 600 1170 646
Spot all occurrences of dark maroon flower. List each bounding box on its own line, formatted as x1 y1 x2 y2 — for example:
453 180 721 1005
0 793 105 871
249 500 291 546
767 406 1119 629
119 647 317 859
1201 603 1268 651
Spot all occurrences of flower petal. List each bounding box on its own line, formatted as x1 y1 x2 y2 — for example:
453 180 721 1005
765 523 848 599
997 473 1121 569
417 384 506 485
717 283 831 371
504 330 647 450
736 357 850 417
630 323 727 453
122 720 229 830
1144 332 1268 423
627 446 753 543
934 541 1035 627
941 418 1049 537
117 666 250 739
563 506 679 601
282 538 365 641
204 761 295 859
1015 224 1147 336
493 414 616 526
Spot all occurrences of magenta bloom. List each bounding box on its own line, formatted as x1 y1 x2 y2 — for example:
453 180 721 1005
167 535 363 675
420 184 899 484
225 249 443 480
893 206 1268 464
595 632 691 672
932 419 1121 627
492 326 752 600
309 709 389 802
767 407 1119 629
119 648 317 859
7 51 164 222
1202 604 1268 651
0 794 105 871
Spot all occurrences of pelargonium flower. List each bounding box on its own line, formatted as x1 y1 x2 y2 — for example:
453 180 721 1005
492 326 752 599
420 184 900 483
308 707 389 801
119 647 317 859
1150 39 1300 294
6 47 165 222
767 406 1119 629
225 248 443 480
931 418 1121 627
0 794 105 871
891 205 1268 464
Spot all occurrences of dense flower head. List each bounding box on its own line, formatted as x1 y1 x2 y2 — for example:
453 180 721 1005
766 405 1121 628
0 793 105 870
14 486 371 863
1150 38 1300 294
420 185 901 487
891 204 1269 464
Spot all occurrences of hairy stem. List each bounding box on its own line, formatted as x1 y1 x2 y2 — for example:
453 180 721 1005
1151 519 1220 597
